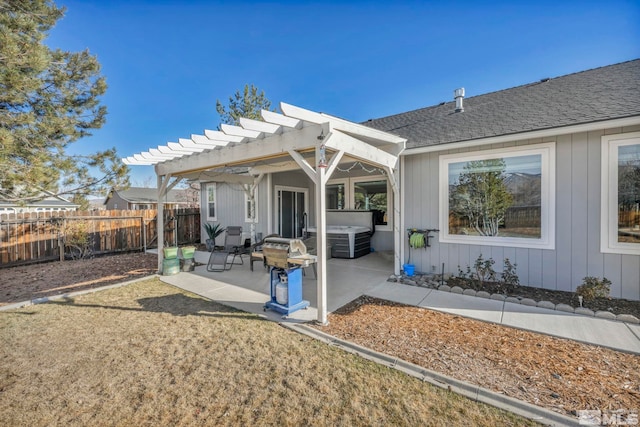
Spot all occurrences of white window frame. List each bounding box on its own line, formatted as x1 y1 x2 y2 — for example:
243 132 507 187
205 183 217 221
601 132 640 255
439 142 556 249
327 175 392 231
326 178 349 210
244 186 258 223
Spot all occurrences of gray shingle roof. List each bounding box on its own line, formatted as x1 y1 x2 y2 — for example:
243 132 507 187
364 59 640 148
114 187 189 204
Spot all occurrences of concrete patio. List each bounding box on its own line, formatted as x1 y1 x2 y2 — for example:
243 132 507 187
160 250 395 323
160 250 640 354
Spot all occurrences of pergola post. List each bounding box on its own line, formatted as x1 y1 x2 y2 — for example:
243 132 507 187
315 164 328 324
242 173 264 243
156 173 179 273
385 162 402 276
156 174 167 273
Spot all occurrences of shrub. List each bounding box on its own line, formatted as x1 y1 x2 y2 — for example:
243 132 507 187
63 221 93 260
457 264 472 280
454 255 519 293
501 258 519 287
576 277 611 302
473 254 496 285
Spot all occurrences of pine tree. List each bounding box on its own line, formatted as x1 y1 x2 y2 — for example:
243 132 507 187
0 0 129 203
450 159 513 236
215 84 274 126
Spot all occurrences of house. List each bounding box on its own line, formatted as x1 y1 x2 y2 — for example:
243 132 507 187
104 187 198 210
0 191 79 214
365 59 640 302
123 59 640 324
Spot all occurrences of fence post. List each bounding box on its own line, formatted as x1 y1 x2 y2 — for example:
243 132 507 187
58 218 64 262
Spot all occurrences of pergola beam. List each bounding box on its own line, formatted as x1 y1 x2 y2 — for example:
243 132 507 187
204 129 245 143
220 123 262 139
166 142 199 153
261 109 302 129
191 134 229 147
156 123 325 176
181 171 256 184
239 117 281 134
325 129 399 171
157 145 191 155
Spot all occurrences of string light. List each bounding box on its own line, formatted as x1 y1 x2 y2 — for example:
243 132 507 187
335 161 385 175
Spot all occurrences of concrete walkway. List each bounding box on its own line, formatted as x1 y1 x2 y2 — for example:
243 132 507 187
160 251 640 355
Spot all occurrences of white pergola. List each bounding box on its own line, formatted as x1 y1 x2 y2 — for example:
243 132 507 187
123 102 406 324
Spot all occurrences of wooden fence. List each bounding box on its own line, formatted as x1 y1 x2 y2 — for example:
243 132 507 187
0 208 201 268
504 206 541 228
619 208 640 228
448 206 541 233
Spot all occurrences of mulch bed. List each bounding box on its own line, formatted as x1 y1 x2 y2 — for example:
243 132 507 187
397 275 640 319
315 296 640 418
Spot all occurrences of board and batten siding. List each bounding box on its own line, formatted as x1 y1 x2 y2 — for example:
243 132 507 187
403 124 640 300
200 179 269 242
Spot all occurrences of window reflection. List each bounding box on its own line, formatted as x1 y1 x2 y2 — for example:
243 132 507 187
618 144 640 244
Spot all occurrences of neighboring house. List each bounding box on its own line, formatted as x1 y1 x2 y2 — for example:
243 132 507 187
104 187 198 210
124 59 640 307
0 191 79 214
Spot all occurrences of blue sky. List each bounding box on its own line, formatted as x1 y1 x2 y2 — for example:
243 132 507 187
47 0 640 186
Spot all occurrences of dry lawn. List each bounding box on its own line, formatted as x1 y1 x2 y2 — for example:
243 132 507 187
0 279 536 427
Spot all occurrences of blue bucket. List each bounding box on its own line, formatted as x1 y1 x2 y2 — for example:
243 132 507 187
403 263 415 276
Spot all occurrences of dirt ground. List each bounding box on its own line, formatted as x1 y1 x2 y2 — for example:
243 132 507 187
445 276 640 318
0 252 158 305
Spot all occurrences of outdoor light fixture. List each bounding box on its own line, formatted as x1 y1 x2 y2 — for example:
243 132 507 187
317 130 327 168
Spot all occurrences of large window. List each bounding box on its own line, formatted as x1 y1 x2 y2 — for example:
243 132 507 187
439 143 555 249
326 182 346 210
205 183 217 221
326 176 390 228
601 132 640 255
353 178 388 226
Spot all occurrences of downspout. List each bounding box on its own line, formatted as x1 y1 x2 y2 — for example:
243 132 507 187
399 155 405 276
267 173 273 235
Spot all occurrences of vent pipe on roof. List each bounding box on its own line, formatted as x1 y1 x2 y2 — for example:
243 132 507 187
454 88 465 112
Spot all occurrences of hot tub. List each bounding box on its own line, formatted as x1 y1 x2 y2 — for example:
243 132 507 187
306 225 371 259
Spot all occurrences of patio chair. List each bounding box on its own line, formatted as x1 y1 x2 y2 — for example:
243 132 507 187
207 226 246 272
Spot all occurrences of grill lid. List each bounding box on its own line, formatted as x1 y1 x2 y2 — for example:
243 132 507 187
262 237 307 268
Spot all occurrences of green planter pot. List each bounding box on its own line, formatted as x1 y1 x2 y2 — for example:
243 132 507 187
163 257 180 275
163 247 179 259
181 246 196 259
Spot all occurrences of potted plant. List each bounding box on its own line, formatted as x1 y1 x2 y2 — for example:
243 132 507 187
203 223 225 251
